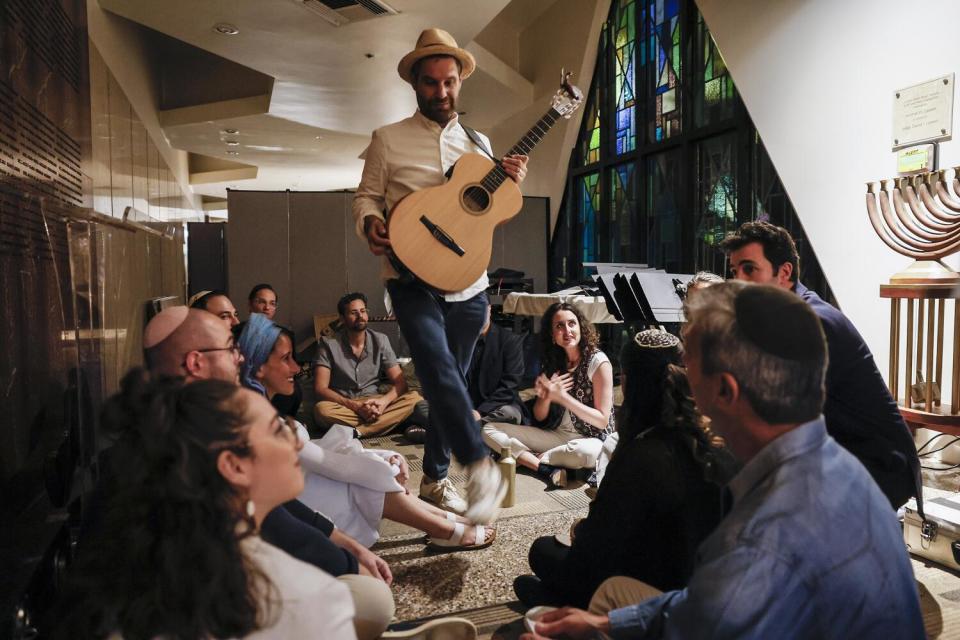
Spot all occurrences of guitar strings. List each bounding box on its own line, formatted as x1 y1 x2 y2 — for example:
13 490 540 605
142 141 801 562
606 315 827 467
480 109 561 193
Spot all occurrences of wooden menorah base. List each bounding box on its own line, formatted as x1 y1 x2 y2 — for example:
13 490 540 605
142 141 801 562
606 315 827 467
890 260 960 285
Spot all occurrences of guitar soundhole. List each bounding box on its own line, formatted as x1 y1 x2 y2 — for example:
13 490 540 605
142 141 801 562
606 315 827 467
462 185 491 214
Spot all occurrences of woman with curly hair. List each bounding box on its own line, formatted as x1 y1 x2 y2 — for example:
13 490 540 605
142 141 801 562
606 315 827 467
481 302 614 487
512 329 733 609
53 369 356 639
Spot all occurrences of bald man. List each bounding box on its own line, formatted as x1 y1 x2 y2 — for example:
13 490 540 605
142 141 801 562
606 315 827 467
143 306 242 384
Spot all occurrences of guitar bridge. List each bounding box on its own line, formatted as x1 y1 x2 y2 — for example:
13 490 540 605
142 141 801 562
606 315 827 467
419 215 465 257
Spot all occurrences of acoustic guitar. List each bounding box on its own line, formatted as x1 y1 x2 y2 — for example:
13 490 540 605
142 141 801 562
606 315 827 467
388 70 583 292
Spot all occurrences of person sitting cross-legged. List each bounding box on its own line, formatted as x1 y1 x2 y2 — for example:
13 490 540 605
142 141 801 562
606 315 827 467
314 292 425 438
522 282 924 640
482 302 614 488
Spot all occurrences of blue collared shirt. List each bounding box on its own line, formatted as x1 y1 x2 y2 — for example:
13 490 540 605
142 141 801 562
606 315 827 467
607 418 924 639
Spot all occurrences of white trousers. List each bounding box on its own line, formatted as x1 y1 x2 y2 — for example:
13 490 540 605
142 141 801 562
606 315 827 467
481 420 603 469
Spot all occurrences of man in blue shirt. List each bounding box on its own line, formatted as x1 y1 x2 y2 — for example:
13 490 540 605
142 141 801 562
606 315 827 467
525 282 924 639
721 221 921 510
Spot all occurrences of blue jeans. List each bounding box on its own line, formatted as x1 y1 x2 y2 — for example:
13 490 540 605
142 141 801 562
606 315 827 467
387 279 487 480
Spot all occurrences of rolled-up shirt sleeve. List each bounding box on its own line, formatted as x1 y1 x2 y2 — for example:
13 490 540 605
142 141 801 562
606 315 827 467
609 547 803 639
353 129 388 239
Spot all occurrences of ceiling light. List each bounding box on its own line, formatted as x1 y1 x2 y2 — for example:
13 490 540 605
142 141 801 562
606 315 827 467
225 140 240 146
221 128 239 135
226 151 240 155
213 23 239 35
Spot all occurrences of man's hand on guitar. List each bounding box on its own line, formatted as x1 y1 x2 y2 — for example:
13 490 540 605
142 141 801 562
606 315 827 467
502 154 529 184
364 216 392 256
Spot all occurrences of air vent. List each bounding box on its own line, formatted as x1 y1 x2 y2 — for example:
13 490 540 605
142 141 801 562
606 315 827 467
293 0 398 27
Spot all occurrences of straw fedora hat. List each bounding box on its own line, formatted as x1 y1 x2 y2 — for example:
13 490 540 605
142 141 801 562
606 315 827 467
397 28 476 84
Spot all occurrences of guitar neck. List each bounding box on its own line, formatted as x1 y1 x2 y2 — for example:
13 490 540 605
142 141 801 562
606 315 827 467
481 107 563 191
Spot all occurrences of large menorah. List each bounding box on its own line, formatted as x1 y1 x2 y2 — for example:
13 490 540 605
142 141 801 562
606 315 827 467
866 169 960 283
866 167 960 428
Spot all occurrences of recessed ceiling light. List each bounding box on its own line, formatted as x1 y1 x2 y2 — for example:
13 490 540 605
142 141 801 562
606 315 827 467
225 150 240 155
315 135 323 140
221 128 239 135
213 23 239 35
225 140 240 146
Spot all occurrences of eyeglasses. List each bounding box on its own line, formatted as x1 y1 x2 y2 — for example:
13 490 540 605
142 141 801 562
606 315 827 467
182 343 241 368
195 344 241 358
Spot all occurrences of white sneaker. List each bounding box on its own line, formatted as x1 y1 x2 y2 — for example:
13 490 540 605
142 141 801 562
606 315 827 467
464 458 507 525
419 475 467 515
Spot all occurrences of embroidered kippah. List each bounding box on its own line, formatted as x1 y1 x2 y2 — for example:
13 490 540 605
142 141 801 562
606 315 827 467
633 328 680 349
733 285 825 362
187 290 213 307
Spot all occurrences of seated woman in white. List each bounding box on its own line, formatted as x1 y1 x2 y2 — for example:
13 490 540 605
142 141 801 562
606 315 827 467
238 312 495 550
53 370 356 639
482 302 615 487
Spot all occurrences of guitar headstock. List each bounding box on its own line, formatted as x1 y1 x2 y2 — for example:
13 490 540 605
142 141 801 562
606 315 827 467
552 68 583 119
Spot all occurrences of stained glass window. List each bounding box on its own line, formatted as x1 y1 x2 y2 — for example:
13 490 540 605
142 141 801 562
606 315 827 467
694 11 734 127
552 0 831 306
612 0 637 155
695 133 737 274
608 163 638 261
646 150 683 271
577 26 605 167
578 173 601 264
641 0 681 143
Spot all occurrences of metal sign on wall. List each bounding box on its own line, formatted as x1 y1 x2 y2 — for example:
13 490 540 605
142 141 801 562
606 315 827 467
892 73 954 149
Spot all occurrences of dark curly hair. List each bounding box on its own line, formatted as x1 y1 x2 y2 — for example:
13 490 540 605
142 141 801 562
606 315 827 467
539 302 599 377
618 335 723 464
719 221 800 283
53 369 275 639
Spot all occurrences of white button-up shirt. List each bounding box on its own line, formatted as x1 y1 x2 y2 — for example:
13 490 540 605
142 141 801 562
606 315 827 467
353 110 493 300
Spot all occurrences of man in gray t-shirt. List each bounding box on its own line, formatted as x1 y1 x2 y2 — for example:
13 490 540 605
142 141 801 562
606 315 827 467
313 292 423 437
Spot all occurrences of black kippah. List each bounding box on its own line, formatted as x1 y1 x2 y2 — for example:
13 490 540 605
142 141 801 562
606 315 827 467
733 285 825 362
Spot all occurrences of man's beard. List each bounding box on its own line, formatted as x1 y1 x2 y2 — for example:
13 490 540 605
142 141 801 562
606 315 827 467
417 93 456 124
347 320 367 333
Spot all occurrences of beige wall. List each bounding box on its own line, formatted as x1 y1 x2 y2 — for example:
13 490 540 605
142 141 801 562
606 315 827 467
487 0 611 235
87 0 201 219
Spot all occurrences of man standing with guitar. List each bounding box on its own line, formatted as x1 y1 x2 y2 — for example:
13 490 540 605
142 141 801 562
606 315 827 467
353 28 528 524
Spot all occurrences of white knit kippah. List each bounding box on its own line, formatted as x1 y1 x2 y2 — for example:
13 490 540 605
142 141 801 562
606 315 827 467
633 328 680 349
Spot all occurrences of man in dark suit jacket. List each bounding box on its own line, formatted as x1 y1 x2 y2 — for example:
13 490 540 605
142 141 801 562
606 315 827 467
467 304 528 425
721 222 921 510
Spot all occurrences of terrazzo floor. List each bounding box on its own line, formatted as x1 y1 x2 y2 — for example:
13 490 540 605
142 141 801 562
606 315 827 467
358 431 960 639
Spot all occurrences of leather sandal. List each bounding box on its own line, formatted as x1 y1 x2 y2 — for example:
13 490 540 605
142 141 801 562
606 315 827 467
427 522 496 550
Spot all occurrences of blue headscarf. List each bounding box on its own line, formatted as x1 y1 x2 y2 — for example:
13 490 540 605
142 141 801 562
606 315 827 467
238 312 282 396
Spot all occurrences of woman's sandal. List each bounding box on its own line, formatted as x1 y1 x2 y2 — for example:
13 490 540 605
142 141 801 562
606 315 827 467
427 521 496 550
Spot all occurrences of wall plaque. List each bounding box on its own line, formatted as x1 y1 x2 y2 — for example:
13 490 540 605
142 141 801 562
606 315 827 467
892 74 954 149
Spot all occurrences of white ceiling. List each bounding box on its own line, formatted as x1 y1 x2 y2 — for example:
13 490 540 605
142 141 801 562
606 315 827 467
98 0 559 199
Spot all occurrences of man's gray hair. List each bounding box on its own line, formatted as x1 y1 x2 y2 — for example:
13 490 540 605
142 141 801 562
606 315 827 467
684 281 827 424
